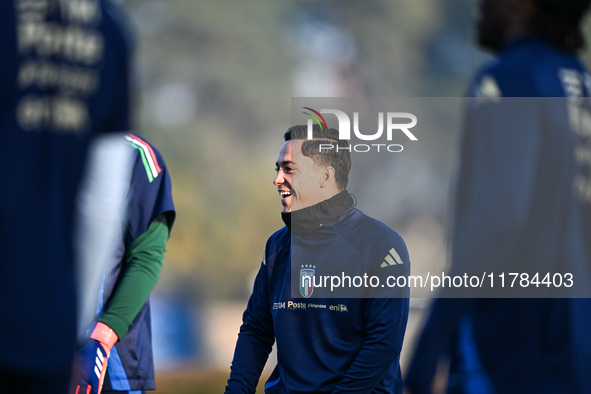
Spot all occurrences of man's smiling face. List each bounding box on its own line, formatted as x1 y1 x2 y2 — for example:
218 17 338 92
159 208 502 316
273 140 327 213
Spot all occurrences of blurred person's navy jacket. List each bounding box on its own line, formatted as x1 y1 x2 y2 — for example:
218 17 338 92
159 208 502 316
0 0 132 378
406 36 591 394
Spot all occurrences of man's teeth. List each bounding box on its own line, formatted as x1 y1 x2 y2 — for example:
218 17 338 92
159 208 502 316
280 191 291 197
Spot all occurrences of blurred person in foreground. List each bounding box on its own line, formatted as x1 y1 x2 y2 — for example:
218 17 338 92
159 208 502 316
225 125 410 394
70 133 175 394
0 0 134 392
406 0 591 393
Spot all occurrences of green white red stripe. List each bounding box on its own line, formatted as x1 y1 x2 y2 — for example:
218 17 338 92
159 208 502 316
125 133 162 183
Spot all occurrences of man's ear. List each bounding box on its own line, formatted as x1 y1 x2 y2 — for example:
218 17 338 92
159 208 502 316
320 166 336 188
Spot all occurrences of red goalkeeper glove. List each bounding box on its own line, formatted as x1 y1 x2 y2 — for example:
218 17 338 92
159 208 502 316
70 322 118 394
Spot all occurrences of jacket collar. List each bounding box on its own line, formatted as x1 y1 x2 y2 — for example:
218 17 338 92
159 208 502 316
281 190 354 234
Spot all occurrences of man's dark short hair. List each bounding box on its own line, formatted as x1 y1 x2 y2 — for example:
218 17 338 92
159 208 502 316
533 0 591 52
284 124 352 191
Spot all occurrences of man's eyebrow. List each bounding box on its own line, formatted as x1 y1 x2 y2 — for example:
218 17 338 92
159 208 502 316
276 160 294 167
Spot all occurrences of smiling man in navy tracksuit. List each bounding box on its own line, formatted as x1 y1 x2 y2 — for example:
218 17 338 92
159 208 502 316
225 125 410 393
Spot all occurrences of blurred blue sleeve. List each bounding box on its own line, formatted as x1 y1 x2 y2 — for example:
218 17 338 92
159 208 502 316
450 99 540 276
405 98 541 393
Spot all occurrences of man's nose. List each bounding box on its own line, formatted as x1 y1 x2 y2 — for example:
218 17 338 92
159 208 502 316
273 170 283 185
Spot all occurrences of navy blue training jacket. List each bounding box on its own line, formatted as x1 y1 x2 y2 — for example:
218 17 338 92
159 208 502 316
226 192 410 393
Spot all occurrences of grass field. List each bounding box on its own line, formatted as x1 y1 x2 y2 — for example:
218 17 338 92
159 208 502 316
155 369 269 394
